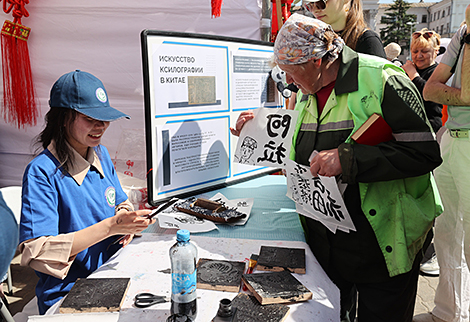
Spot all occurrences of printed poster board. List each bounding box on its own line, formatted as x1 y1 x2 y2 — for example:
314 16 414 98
141 30 284 205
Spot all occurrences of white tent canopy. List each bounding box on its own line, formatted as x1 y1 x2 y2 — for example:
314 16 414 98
0 0 263 187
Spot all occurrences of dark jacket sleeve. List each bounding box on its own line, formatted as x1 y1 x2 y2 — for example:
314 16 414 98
339 69 442 184
355 30 387 59
412 66 443 133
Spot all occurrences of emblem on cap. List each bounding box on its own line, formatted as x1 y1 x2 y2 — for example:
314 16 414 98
96 88 107 103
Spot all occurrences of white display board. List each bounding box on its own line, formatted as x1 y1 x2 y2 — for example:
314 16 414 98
141 30 284 205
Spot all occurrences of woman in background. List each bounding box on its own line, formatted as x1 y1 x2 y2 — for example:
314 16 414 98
402 29 443 133
303 0 386 57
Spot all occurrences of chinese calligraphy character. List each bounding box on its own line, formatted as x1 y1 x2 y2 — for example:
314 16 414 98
266 114 291 139
257 141 286 164
311 178 345 222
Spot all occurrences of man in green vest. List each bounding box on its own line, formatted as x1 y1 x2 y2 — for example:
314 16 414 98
231 14 443 322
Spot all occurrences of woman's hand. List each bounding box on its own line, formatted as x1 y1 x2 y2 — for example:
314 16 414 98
118 234 134 247
71 209 155 256
402 60 419 80
230 111 255 136
309 149 342 177
110 209 155 237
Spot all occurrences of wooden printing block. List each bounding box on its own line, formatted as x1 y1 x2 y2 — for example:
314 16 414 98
256 246 306 274
197 258 246 292
241 271 312 305
175 197 246 223
59 277 130 313
231 292 290 322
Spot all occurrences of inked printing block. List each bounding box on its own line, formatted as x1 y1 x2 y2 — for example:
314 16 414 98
256 246 306 274
242 271 312 305
197 258 246 292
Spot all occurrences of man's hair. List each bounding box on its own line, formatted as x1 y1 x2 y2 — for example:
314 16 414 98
241 136 257 149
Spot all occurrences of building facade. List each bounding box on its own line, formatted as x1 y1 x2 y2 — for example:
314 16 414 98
428 0 469 37
375 1 437 38
375 0 469 39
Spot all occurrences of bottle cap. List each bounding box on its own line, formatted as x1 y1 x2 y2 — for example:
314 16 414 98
176 229 190 242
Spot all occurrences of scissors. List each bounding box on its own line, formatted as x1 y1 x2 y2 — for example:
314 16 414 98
134 292 168 308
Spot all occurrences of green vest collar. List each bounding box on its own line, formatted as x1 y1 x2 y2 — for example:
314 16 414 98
335 46 359 95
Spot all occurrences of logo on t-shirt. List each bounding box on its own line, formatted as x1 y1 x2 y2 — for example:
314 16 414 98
105 186 116 207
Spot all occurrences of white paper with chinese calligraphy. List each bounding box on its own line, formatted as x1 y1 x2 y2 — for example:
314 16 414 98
157 212 218 233
234 107 299 167
285 159 356 233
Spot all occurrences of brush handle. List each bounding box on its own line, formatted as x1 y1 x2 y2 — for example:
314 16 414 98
241 267 255 291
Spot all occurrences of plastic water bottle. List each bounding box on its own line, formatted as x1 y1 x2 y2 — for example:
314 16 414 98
170 229 197 320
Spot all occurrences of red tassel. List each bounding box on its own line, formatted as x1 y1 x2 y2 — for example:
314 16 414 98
1 0 38 128
1 20 38 128
211 0 223 18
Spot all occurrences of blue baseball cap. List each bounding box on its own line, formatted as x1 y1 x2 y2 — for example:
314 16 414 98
49 70 130 121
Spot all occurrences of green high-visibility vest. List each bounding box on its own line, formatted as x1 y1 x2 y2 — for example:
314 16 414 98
291 52 442 277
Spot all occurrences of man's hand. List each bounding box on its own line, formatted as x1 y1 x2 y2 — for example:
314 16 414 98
309 149 342 177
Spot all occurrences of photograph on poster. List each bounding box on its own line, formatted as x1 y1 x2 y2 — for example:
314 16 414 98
152 41 228 117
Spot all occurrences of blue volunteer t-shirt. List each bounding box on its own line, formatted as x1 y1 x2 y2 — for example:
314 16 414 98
20 145 127 314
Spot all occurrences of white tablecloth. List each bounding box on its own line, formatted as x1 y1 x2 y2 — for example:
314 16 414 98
40 233 340 322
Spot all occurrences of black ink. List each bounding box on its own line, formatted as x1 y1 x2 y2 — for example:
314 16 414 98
257 141 286 164
266 114 291 139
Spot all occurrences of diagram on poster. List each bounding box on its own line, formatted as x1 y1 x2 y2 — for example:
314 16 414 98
154 117 230 195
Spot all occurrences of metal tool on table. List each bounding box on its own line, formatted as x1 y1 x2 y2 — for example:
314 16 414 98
146 198 179 219
134 292 168 308
110 198 179 247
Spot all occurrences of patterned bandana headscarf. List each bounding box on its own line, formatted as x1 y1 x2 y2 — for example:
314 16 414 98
274 14 344 65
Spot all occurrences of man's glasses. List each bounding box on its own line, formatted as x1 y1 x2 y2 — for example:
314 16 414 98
412 31 436 40
305 0 328 11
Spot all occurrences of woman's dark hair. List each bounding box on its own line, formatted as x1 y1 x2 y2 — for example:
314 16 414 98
34 107 78 173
